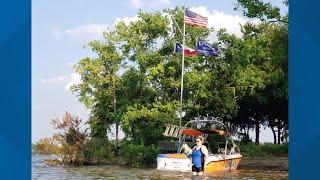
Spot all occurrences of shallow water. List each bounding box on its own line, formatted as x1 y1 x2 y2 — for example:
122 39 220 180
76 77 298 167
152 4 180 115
32 155 288 179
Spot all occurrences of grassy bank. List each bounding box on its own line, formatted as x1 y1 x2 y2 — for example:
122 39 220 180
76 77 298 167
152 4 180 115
33 112 287 167
36 142 288 167
239 143 288 157
34 139 159 168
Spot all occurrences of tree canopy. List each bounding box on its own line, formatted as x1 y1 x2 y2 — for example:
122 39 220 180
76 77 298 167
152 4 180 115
72 1 288 146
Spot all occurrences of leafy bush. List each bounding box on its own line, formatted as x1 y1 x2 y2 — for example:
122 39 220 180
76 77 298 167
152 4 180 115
240 143 266 157
259 143 288 156
83 138 114 165
240 143 288 157
120 142 159 167
32 137 61 155
51 112 88 165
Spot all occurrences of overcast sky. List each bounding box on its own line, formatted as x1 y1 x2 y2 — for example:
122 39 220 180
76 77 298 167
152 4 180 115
32 0 288 142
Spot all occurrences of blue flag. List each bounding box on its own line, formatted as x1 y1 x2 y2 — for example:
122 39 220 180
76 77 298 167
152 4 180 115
174 43 183 53
195 38 218 56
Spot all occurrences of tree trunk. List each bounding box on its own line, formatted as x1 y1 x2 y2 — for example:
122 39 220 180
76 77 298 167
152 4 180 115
270 124 277 144
113 85 119 156
255 119 260 144
115 122 119 156
277 120 281 144
246 124 250 142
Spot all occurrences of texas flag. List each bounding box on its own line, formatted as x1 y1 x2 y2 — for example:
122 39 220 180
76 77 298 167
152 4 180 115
174 43 197 57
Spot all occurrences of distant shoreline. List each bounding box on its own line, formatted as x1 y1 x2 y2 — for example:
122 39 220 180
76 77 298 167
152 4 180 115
33 154 288 172
238 157 288 171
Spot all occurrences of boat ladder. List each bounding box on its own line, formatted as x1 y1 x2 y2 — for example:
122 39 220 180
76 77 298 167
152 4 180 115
163 124 183 138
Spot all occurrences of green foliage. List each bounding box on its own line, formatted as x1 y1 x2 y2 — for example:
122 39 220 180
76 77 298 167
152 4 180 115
32 137 61 155
260 143 288 156
71 3 287 150
240 143 288 157
83 138 114 164
206 134 229 153
234 0 287 23
72 32 122 139
51 112 88 165
41 112 116 166
121 102 177 145
217 9 288 143
39 2 289 168
120 142 159 167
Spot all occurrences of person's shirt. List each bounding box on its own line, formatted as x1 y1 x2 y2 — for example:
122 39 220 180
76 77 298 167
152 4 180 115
191 148 202 167
200 145 209 158
193 145 209 158
192 145 209 167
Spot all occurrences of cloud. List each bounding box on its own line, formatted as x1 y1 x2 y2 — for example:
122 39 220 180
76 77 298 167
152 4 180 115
189 6 250 38
40 73 82 91
63 24 109 39
130 0 142 8
208 10 246 38
51 24 109 40
52 6 258 43
65 73 82 91
40 75 68 84
65 61 74 68
130 0 170 8
52 15 141 40
51 28 63 40
115 15 139 25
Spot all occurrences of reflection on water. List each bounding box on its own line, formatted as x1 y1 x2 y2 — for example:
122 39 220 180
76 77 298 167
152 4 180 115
32 155 288 179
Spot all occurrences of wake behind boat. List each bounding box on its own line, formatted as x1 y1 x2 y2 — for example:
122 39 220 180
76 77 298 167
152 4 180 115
157 116 242 173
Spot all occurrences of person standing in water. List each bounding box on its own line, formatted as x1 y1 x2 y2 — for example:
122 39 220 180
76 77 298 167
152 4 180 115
191 136 209 176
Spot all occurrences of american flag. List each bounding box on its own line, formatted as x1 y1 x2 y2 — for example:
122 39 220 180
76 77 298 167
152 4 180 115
184 8 208 28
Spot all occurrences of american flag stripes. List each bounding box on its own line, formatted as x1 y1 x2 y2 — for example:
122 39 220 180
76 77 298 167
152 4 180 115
184 8 208 28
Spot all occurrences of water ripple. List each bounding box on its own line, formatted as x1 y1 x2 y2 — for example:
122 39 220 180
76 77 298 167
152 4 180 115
32 155 288 179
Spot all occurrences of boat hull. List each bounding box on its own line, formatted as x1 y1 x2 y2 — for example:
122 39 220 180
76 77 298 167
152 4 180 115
204 157 241 173
157 153 242 173
156 154 192 172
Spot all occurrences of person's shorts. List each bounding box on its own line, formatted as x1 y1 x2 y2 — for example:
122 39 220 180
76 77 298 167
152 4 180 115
192 165 203 172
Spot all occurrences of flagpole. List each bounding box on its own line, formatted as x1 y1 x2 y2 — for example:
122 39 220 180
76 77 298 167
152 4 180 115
179 5 186 129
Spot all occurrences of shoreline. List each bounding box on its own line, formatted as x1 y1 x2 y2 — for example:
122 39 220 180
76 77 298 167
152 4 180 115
37 155 288 171
238 156 288 171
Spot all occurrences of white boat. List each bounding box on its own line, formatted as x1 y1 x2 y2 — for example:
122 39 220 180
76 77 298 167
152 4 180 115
157 116 242 173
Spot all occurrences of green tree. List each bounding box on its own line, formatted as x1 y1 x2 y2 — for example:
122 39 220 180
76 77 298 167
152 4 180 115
218 0 288 144
72 3 288 148
72 32 122 153
51 112 88 164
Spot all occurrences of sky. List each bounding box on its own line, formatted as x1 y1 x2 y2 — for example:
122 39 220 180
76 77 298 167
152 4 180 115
32 0 288 142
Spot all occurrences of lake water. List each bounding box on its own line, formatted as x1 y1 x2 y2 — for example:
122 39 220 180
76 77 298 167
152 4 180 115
32 155 288 179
